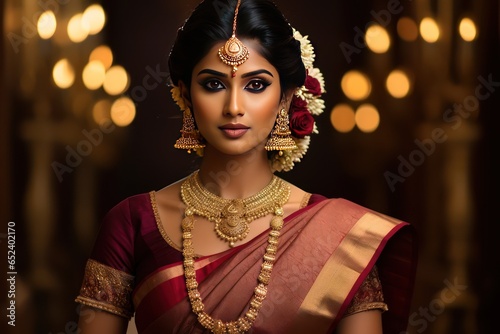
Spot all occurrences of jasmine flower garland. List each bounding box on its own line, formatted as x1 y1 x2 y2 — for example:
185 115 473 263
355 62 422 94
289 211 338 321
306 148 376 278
269 28 326 172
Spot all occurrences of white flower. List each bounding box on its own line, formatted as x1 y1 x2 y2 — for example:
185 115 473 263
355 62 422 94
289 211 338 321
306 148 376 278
306 97 325 116
270 28 326 173
293 29 315 70
309 67 326 94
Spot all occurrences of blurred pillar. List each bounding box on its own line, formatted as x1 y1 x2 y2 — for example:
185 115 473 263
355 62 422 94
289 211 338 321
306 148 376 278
413 0 479 333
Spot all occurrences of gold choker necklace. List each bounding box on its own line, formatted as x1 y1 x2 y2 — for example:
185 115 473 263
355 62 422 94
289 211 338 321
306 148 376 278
180 170 290 333
181 171 290 247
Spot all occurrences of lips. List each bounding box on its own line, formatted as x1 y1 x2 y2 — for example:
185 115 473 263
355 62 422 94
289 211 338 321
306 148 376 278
219 123 250 139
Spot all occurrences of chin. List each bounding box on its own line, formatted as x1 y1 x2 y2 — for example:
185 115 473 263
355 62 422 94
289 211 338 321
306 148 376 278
206 144 263 158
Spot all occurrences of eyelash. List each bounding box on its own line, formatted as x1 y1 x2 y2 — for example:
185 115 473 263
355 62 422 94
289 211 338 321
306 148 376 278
203 79 225 91
246 79 271 92
202 79 271 93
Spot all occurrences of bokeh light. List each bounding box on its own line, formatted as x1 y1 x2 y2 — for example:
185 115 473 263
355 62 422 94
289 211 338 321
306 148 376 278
83 61 106 90
92 99 112 125
365 24 391 53
103 65 129 96
420 17 440 43
89 45 114 70
397 17 419 42
37 11 57 39
52 59 75 89
82 4 106 35
67 13 90 43
111 97 136 127
355 104 380 133
459 18 477 42
341 70 372 101
330 104 356 133
386 70 411 98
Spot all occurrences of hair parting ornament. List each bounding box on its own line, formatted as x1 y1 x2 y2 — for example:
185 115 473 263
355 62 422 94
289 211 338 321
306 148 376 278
218 0 249 77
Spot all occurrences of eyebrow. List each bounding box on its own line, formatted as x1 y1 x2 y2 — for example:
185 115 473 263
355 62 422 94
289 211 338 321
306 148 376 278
197 69 274 78
197 69 227 77
241 69 274 78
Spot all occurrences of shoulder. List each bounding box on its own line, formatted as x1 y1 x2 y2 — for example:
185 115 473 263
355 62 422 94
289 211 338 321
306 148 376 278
103 192 153 223
153 177 187 213
308 196 379 215
90 192 155 272
305 196 410 231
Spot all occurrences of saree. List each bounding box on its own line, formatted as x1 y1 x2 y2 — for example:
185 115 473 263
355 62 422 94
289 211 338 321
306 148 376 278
76 192 417 333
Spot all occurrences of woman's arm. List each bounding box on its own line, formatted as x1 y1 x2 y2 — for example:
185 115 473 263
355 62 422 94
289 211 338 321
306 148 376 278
77 306 129 334
336 310 383 334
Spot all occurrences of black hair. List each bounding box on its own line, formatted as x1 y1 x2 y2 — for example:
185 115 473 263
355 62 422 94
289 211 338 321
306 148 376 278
168 0 306 96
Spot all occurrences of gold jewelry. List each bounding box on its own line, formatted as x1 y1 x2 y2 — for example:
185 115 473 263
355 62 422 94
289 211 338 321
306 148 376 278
174 108 205 153
265 108 298 155
180 171 289 333
181 170 290 247
218 0 249 77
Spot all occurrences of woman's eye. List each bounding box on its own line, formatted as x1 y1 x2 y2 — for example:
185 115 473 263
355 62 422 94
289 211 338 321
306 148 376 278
245 79 270 92
203 80 225 91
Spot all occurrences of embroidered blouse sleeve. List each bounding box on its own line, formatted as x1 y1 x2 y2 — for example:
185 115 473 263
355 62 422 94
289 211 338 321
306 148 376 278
344 265 388 317
75 198 137 319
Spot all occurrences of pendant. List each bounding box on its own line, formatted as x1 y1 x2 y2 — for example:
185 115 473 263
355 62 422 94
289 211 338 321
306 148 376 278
218 35 249 77
214 199 250 246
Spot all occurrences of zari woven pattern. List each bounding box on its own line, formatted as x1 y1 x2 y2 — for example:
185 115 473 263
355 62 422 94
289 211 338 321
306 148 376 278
75 259 134 318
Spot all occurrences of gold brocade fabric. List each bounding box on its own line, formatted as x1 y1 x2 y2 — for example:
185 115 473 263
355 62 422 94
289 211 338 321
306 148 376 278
344 265 388 317
75 259 135 318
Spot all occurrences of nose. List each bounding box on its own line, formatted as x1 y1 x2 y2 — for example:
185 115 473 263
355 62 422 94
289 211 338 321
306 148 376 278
224 87 244 117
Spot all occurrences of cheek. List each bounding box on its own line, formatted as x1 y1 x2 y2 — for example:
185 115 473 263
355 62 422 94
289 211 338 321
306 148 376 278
247 96 280 124
191 92 223 121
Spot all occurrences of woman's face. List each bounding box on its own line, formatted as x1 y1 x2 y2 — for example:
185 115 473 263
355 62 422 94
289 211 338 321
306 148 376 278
187 39 282 156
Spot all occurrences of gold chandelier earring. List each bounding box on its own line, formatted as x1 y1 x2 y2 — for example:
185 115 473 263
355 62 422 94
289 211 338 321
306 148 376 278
174 108 205 153
265 108 297 154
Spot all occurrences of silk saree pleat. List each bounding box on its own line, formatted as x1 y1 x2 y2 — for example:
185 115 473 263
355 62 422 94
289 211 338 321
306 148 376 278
134 198 416 333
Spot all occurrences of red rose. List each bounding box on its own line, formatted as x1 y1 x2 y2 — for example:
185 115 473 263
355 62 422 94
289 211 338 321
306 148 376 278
290 96 307 111
290 109 315 138
304 75 322 96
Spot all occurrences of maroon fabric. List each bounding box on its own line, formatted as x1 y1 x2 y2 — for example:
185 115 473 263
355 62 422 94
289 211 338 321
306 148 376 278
84 192 417 333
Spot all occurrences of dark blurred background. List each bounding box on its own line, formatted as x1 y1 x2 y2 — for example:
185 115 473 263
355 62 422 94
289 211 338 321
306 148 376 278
1 0 499 333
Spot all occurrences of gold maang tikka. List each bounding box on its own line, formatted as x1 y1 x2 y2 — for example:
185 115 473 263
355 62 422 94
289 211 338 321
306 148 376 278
218 0 249 77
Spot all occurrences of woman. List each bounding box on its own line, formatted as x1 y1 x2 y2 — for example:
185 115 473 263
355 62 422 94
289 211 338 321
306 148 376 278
75 0 417 333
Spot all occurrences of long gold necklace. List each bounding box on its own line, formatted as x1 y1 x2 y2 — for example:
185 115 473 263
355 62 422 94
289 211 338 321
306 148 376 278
180 171 290 333
181 170 290 247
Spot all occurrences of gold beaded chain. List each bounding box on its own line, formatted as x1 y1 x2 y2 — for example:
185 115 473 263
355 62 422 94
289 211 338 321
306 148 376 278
181 170 290 247
180 171 290 333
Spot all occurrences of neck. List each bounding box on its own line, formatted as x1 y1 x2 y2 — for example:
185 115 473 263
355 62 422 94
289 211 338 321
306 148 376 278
197 147 275 199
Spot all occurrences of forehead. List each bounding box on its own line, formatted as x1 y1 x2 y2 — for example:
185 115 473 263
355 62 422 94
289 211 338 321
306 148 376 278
193 39 279 77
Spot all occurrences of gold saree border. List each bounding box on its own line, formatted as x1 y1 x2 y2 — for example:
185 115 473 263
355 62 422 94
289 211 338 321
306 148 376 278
132 255 222 308
289 211 402 334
